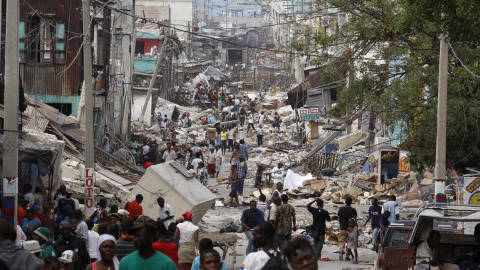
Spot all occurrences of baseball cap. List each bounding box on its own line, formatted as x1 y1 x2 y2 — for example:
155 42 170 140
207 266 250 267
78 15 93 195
127 219 155 235
58 250 78 263
59 220 72 229
66 187 73 194
25 207 35 213
34 227 50 242
24 240 42 254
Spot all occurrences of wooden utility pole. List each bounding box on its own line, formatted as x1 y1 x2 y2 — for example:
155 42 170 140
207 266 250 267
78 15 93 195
139 36 169 126
434 34 448 202
82 0 95 218
2 0 19 229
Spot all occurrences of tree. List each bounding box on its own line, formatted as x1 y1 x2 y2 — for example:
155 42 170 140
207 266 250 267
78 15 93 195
292 0 480 171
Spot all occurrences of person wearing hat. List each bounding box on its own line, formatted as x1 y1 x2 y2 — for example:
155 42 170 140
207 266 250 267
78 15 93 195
174 212 199 269
118 221 177 270
0 220 44 269
23 182 35 205
25 240 43 258
58 188 76 211
117 209 129 222
33 227 56 259
59 250 78 270
55 220 90 270
21 206 41 233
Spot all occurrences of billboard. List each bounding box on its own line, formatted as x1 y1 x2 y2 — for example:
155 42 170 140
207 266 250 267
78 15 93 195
298 108 320 121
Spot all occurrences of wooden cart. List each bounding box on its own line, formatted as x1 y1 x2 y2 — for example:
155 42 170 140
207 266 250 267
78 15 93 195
198 233 241 270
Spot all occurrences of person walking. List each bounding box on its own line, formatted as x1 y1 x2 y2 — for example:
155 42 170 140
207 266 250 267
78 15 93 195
227 128 235 152
247 113 255 133
284 238 318 270
32 227 56 259
215 145 223 178
240 222 287 270
36 201 55 240
191 238 228 270
235 156 248 196
220 129 228 155
55 220 90 270
228 165 240 208
346 218 359 264
276 195 296 251
195 162 208 187
86 234 119 270
337 197 357 261
382 195 399 223
119 221 177 270
241 201 265 255
174 212 199 270
157 197 175 228
230 145 243 163
207 148 216 177
152 221 179 267
86 219 99 262
307 199 330 259
256 125 264 145
239 139 248 160
364 198 382 252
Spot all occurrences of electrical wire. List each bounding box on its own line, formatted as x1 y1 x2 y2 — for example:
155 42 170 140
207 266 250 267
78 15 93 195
446 37 480 79
94 0 388 61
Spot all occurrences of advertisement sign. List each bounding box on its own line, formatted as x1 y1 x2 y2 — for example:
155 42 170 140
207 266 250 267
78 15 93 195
460 177 480 205
298 108 321 121
399 150 410 173
1 177 17 228
108 77 123 98
84 168 95 217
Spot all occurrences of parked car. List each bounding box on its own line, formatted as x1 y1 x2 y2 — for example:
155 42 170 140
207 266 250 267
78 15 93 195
376 205 479 269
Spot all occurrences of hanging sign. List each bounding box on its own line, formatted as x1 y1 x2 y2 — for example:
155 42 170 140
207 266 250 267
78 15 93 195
298 108 320 121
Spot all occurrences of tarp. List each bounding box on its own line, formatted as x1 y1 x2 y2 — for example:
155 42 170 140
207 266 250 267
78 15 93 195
283 169 313 191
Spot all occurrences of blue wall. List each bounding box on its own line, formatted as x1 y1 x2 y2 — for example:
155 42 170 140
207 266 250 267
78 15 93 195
28 95 80 116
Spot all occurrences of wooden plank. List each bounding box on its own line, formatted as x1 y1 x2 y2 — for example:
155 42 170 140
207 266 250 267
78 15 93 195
169 161 194 178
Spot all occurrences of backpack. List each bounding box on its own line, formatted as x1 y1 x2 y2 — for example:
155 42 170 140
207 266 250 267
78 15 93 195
262 251 289 270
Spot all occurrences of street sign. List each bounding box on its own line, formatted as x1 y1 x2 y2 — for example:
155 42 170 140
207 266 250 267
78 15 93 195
298 108 320 121
84 168 95 218
108 77 123 97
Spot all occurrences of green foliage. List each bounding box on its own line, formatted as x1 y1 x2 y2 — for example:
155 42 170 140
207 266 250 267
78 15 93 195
293 0 480 170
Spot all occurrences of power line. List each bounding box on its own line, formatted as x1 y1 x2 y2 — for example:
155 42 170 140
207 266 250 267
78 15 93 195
94 0 388 61
446 37 480 79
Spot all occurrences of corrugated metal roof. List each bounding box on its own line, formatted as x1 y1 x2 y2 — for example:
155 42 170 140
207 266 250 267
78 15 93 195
24 106 49 133
25 96 79 127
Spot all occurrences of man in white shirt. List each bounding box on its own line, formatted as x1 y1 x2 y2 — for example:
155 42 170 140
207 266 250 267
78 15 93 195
382 195 400 223
191 152 203 171
86 219 99 261
23 182 35 205
416 230 459 270
241 222 283 270
162 143 177 162
272 163 285 183
157 197 175 228
142 143 151 155
227 128 236 152
247 113 255 133
256 125 264 145
259 111 265 125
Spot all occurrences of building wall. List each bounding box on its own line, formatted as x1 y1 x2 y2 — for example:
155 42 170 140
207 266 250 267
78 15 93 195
19 0 82 115
136 39 163 54
136 0 194 40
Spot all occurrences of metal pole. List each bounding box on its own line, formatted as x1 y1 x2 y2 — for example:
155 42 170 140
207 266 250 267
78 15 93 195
139 36 169 126
82 0 95 218
2 0 19 229
434 34 448 202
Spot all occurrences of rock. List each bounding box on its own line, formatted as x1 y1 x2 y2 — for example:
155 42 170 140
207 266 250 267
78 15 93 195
402 199 424 208
420 178 432 185
424 171 433 179
364 192 370 197
374 185 386 192
405 193 421 201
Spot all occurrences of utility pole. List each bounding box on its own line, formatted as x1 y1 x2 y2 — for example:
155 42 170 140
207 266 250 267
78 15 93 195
434 34 448 203
1 0 19 229
82 0 95 218
139 36 169 126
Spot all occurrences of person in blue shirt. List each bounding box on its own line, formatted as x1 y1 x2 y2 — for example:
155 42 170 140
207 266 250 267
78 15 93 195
57 190 76 211
364 198 382 252
191 238 227 270
21 207 41 232
239 139 248 160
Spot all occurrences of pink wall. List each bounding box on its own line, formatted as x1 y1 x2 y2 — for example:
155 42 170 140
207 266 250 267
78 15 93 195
137 39 163 54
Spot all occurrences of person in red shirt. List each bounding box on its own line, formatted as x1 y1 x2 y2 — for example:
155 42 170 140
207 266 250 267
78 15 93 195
17 198 27 225
124 194 143 220
153 221 179 267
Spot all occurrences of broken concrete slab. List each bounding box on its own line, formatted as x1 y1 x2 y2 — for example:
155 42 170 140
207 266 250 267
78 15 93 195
129 161 217 224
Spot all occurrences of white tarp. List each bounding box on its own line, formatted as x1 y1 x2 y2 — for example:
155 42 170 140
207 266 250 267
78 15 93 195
283 169 313 190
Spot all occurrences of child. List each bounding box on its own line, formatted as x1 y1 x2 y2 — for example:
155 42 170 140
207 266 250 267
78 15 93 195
346 217 359 264
196 161 208 187
257 194 268 214
228 165 240 208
